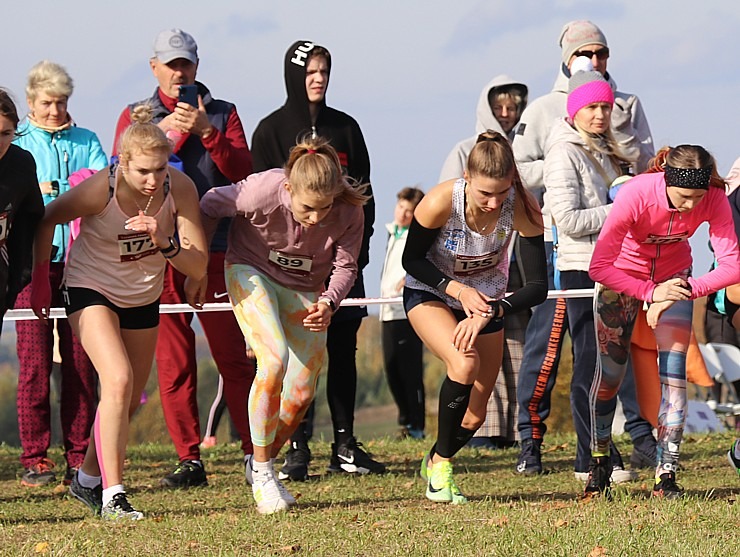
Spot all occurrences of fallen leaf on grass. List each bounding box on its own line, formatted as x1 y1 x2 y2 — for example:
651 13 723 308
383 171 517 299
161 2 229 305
554 519 568 528
371 520 391 529
587 546 608 557
403 481 415 489
187 541 199 550
487 516 509 527
52 483 67 495
276 545 301 553
34 542 49 554
542 443 569 454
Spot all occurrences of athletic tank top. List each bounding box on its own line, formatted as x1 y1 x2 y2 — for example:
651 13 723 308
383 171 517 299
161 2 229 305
405 178 515 310
64 165 177 307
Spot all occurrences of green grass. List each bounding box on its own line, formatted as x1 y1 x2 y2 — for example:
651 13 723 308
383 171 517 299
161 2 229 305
0 432 738 556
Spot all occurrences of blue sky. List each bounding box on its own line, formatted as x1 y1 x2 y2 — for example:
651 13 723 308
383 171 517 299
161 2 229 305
4 0 739 306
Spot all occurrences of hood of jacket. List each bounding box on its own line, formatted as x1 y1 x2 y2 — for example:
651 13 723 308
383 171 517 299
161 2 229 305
474 74 528 136
283 40 331 126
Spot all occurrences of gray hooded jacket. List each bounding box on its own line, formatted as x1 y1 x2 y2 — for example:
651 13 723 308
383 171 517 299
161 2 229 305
439 75 527 182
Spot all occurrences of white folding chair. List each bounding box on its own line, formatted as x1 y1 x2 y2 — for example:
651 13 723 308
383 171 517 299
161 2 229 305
701 343 740 418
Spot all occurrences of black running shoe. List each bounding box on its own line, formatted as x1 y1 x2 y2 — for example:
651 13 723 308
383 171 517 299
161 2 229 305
327 438 386 475
278 441 311 482
515 438 542 475
651 471 683 499
630 435 658 469
583 456 612 498
69 472 103 516
160 459 208 488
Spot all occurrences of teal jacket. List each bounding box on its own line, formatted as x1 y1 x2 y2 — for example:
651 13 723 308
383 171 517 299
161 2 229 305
14 120 107 262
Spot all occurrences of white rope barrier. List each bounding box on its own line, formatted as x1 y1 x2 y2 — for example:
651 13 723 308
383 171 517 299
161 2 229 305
3 288 596 321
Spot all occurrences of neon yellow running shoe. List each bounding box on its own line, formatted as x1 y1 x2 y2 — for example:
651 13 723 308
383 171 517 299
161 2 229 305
425 460 467 504
419 451 431 481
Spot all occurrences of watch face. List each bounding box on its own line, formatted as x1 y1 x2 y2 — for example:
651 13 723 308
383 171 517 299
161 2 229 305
50 181 59 196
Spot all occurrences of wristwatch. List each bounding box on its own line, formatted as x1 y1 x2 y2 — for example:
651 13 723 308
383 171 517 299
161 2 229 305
160 236 179 256
318 297 336 312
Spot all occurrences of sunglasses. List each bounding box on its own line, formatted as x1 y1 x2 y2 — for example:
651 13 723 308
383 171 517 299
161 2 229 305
573 47 610 61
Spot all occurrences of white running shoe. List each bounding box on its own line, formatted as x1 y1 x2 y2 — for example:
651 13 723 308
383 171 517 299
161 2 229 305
245 455 296 507
252 467 292 514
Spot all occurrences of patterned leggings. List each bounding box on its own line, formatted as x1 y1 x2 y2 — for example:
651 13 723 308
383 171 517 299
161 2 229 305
591 285 691 475
226 264 325 448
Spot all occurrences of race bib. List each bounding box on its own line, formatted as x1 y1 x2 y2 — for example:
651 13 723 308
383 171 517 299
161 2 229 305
0 212 8 248
268 250 313 276
644 231 689 245
453 251 500 276
118 232 158 262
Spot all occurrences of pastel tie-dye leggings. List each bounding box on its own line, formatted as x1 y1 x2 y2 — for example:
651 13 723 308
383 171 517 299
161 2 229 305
226 264 326 448
590 284 691 476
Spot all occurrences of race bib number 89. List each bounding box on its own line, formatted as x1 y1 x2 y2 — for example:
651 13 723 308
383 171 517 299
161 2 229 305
454 251 499 276
118 232 159 262
268 250 313 276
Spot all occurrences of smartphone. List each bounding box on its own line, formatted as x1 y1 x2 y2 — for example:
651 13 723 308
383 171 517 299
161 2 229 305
178 84 199 108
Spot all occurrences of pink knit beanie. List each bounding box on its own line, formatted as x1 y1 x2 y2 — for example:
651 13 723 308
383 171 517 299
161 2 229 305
566 57 614 120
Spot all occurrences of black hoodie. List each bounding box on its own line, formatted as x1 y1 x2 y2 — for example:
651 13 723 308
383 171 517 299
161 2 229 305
252 40 375 321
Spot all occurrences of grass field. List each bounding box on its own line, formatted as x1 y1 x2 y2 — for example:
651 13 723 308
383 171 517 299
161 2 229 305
0 431 738 557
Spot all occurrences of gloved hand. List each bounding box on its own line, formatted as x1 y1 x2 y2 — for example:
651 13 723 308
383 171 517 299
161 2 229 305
611 95 636 131
30 260 52 320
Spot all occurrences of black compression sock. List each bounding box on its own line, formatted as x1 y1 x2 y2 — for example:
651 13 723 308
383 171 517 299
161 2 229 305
434 376 473 459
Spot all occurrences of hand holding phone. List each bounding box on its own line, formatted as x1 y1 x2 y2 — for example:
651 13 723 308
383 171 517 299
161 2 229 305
178 84 199 108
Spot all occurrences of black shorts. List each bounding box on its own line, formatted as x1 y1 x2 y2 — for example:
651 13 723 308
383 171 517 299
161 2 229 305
63 287 160 330
403 287 504 334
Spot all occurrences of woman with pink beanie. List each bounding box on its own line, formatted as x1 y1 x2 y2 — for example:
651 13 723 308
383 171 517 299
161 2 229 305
542 56 638 487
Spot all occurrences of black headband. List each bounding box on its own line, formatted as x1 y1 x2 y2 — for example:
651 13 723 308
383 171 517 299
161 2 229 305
664 165 712 190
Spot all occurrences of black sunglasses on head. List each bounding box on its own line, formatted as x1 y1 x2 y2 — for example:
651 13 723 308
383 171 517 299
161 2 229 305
573 47 610 60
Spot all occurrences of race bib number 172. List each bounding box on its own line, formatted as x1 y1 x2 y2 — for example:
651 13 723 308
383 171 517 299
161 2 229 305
118 232 159 262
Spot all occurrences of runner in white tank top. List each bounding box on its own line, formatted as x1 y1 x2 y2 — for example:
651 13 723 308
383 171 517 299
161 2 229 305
402 131 547 504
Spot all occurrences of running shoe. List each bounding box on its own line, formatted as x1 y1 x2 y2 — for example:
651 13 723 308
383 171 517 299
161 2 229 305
245 455 295 506
515 438 542 475
279 441 311 482
728 439 740 478
69 472 103 516
252 470 291 515
21 458 57 487
651 471 683 499
101 492 144 521
160 459 208 488
425 460 467 504
583 456 612 498
327 438 386 475
419 451 431 481
575 465 637 484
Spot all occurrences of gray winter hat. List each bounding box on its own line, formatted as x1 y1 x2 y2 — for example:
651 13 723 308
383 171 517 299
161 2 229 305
559 20 607 64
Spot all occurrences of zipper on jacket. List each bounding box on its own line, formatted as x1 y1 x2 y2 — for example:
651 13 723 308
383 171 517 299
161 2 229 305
649 212 676 282
64 149 70 180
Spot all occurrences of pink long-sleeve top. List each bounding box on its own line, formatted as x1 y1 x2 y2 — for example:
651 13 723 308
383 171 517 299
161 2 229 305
589 172 740 302
200 169 363 307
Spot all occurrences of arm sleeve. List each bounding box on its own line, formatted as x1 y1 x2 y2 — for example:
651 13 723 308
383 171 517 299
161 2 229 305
688 192 740 298
401 217 450 289
199 182 243 220
200 106 252 183
589 193 657 301
491 234 548 315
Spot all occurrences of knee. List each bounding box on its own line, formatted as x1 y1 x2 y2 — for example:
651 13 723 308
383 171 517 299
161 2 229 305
446 355 479 384
100 372 133 407
462 415 484 431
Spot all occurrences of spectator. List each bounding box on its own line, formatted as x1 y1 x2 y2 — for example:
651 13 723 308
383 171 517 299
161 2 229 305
112 29 255 488
512 20 657 480
379 186 426 440
251 40 382 480
14 61 106 487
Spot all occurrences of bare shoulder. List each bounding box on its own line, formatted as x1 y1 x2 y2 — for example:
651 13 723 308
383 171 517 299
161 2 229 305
414 180 456 228
168 166 200 207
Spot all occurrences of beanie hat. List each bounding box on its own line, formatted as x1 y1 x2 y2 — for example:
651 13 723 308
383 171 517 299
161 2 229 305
559 20 607 65
567 57 614 120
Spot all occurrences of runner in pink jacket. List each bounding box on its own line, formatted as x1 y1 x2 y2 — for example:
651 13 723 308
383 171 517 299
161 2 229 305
586 145 740 500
